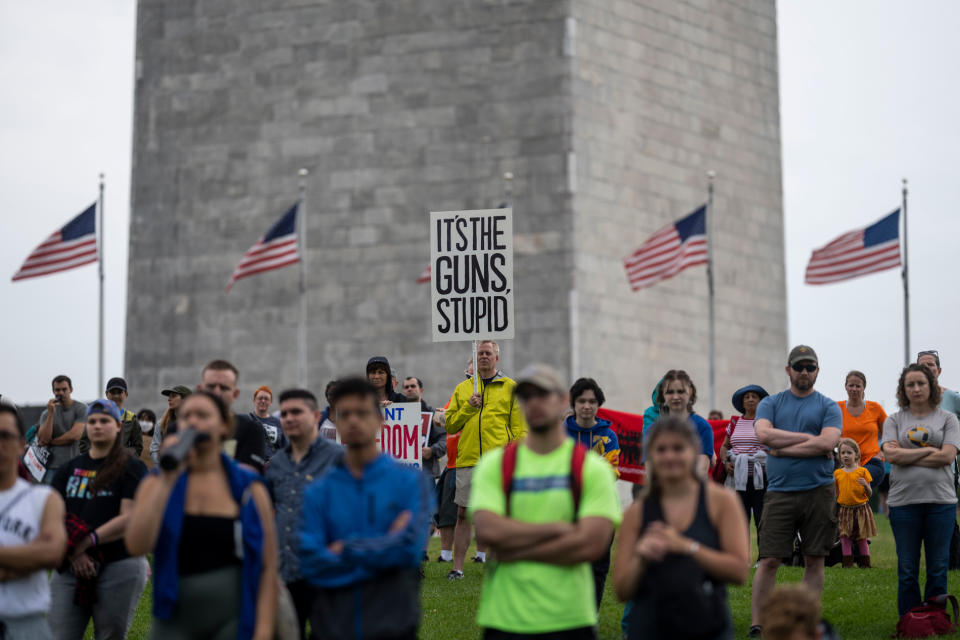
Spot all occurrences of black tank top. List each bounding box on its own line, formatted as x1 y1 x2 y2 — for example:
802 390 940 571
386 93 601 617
629 482 730 640
178 515 241 576
640 482 720 551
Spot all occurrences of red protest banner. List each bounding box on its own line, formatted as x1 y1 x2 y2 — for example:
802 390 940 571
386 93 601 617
597 407 645 484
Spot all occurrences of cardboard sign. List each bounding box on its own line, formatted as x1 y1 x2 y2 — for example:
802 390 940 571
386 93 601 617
378 403 423 468
430 209 514 342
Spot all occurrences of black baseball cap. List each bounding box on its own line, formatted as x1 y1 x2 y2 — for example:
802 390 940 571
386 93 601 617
106 377 128 393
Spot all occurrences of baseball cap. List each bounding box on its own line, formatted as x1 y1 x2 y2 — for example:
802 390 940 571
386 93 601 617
105 377 127 393
86 398 122 422
161 385 193 397
515 364 566 395
788 345 819 366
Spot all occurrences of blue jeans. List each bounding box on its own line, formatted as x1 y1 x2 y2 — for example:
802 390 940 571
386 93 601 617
864 457 885 492
889 502 956 616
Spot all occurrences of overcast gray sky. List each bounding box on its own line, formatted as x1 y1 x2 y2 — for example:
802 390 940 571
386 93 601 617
2 1 959 411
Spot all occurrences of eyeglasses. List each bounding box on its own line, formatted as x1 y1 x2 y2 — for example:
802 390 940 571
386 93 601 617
0 432 21 442
791 363 817 373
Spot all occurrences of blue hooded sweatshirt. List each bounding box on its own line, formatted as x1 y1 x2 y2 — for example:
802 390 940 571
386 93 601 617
565 415 620 473
299 453 435 639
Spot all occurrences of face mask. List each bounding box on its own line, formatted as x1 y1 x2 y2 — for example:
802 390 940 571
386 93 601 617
140 421 154 433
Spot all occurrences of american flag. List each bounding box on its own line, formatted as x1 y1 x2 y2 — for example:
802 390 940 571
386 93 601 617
12 203 98 282
805 209 901 285
226 204 300 292
416 264 431 284
624 205 708 291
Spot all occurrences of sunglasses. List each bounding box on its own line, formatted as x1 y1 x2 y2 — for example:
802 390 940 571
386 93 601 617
516 388 551 401
791 363 817 373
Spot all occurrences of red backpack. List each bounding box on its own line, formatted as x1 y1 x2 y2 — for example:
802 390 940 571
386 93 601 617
896 595 959 638
501 441 587 519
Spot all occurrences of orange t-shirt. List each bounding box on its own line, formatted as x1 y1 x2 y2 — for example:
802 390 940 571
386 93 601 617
446 433 460 469
838 401 887 465
834 467 873 506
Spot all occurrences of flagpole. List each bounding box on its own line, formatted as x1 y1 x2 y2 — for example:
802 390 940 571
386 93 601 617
706 170 716 412
902 177 910 367
97 173 105 394
297 168 309 388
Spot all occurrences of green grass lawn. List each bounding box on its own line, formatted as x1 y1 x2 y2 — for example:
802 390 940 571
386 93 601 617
105 513 960 640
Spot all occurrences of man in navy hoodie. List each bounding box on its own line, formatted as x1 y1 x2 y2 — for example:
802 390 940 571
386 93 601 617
565 377 620 610
299 377 435 640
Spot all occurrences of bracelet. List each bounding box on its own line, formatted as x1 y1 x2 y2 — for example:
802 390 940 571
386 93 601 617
688 541 700 556
89 531 99 547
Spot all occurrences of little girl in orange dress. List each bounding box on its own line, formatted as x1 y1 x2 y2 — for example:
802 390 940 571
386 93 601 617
834 438 879 568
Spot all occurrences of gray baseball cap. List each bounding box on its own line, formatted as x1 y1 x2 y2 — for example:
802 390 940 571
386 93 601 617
515 364 566 394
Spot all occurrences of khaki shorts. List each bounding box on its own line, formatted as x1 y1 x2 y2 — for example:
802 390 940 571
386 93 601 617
454 466 474 508
758 483 838 559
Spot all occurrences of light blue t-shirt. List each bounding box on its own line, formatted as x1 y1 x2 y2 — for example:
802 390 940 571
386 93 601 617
690 414 716 461
941 389 960 422
756 390 842 491
642 413 714 462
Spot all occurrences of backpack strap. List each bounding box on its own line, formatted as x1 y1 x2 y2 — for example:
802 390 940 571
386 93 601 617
503 441 588 522
570 443 588 521
936 594 960 626
501 441 520 518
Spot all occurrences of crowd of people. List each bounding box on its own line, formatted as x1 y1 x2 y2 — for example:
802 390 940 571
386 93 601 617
1 342 959 639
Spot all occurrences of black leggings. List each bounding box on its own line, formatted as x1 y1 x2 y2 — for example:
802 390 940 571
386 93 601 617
738 475 764 534
592 543 611 610
864 457 885 492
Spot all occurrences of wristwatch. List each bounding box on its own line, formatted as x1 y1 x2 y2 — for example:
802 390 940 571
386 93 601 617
688 541 701 555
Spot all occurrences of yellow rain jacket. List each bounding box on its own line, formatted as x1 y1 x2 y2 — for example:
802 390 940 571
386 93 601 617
444 372 527 468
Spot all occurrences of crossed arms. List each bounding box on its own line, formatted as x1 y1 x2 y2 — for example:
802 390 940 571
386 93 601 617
473 510 613 565
37 409 85 447
754 419 840 458
882 440 958 468
0 492 66 581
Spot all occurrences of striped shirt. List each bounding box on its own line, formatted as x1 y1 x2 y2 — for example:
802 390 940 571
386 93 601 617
726 417 762 475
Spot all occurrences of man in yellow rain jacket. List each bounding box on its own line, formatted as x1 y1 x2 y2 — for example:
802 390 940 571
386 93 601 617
443 340 526 580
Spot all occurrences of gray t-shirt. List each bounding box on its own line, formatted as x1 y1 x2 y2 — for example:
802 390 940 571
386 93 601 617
37 401 88 470
882 407 960 507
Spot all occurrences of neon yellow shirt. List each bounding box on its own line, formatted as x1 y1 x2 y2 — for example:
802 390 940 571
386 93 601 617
468 439 622 633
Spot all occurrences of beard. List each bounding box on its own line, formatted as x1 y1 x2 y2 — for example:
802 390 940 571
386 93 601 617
794 377 813 391
529 421 555 433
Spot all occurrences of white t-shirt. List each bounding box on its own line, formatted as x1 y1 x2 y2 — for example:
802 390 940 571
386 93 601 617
0 478 54 618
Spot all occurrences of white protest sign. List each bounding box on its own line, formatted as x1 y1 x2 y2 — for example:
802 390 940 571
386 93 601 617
378 403 423 468
430 209 514 342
